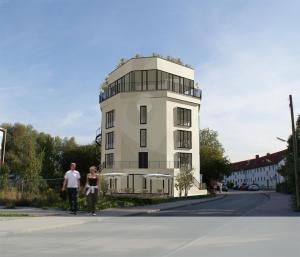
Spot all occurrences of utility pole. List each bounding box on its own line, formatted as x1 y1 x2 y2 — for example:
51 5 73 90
289 95 300 208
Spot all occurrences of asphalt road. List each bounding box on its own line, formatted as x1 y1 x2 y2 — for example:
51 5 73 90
1 192 300 257
140 191 270 216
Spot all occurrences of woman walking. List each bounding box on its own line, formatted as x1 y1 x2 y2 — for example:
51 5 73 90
85 166 99 216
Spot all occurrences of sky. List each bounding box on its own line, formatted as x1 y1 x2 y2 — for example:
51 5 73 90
0 0 300 162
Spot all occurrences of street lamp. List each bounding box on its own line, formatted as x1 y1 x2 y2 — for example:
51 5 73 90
0 127 7 166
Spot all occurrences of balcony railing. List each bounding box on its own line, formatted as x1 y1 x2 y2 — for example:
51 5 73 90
99 86 202 103
101 161 193 170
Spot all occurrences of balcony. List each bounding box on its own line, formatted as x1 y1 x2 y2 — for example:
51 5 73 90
101 160 192 170
99 87 202 103
99 69 202 103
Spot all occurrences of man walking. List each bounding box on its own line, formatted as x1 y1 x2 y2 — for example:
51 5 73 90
62 163 81 215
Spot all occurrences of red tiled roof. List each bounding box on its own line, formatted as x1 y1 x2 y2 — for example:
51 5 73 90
231 150 287 172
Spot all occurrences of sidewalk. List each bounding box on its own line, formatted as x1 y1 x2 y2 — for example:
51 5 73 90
0 194 225 217
245 192 299 216
100 194 225 216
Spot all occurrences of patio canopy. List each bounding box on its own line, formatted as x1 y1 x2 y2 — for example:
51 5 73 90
102 173 129 177
143 174 173 178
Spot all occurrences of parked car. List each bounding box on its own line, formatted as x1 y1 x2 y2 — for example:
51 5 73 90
248 184 260 191
239 183 249 191
233 185 239 190
222 185 229 192
216 184 228 192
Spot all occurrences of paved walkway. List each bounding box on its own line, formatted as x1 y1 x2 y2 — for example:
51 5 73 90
0 194 225 217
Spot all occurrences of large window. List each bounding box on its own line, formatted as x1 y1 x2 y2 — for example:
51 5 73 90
177 107 191 127
140 129 147 147
105 153 114 168
140 105 147 124
99 69 199 103
139 152 148 168
124 73 130 91
173 75 180 93
148 70 156 90
177 153 192 170
134 71 142 91
177 130 192 149
106 110 114 129
142 71 147 91
105 132 114 149
161 71 169 90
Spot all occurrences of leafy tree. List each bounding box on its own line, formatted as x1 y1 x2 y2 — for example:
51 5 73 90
61 144 99 184
175 169 194 197
200 128 231 187
278 116 300 196
36 133 63 179
0 164 10 190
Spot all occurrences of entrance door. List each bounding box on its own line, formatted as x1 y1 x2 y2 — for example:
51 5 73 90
139 152 148 168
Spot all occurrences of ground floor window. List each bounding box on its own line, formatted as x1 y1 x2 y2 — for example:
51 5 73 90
176 153 192 170
139 152 148 168
105 153 114 168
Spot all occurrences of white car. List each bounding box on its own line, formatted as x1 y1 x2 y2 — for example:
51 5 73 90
248 184 260 191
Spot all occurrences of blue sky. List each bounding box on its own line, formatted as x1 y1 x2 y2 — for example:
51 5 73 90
0 0 300 162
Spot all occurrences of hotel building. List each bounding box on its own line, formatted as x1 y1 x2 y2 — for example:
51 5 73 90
97 56 207 197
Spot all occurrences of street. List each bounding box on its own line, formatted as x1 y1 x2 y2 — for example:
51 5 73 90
0 192 300 257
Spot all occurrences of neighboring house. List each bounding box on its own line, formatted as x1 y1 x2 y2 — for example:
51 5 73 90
97 56 207 197
224 150 287 189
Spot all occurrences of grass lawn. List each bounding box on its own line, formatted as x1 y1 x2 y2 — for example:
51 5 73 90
0 212 31 217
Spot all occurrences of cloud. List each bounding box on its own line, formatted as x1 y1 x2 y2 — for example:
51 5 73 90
197 38 300 162
58 111 84 128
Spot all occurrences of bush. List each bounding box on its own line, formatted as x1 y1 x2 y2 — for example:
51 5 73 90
276 182 291 194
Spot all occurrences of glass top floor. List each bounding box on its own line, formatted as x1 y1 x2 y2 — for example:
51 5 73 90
99 69 202 103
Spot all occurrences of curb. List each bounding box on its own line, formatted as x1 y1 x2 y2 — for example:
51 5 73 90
127 194 227 216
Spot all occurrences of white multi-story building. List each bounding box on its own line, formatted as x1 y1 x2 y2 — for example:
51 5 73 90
224 150 286 189
98 56 207 197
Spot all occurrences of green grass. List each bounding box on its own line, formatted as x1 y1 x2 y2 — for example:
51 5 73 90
0 212 30 217
0 187 214 211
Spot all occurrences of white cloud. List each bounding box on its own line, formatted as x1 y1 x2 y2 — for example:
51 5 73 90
58 111 84 128
197 33 300 162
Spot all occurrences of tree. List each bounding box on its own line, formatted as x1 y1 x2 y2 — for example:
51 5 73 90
61 143 99 184
175 169 194 197
278 116 300 197
1 123 100 187
200 128 231 187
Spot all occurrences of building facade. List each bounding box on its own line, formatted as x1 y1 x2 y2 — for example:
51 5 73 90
98 56 207 197
224 150 286 189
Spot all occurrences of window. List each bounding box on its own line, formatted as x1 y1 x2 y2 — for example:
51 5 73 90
173 75 180 93
106 110 114 129
142 71 147 91
177 130 192 149
139 152 148 168
134 71 142 91
161 71 169 90
168 73 173 90
124 73 130 91
140 106 147 124
157 70 162 90
143 178 147 189
183 78 191 94
140 129 147 147
105 132 114 149
176 153 192 170
177 108 191 127
148 70 156 90
105 153 114 168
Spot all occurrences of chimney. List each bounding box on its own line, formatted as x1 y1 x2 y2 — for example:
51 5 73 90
255 155 259 159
